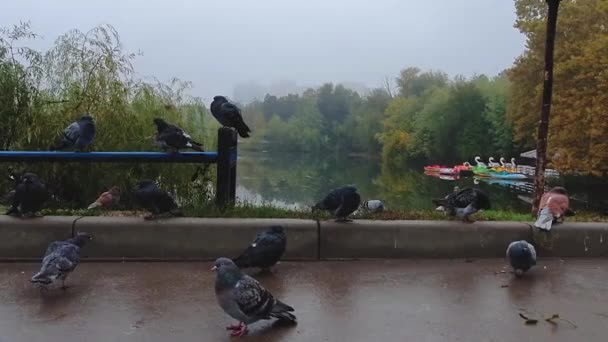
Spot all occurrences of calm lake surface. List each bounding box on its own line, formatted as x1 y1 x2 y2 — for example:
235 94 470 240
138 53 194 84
236 149 608 214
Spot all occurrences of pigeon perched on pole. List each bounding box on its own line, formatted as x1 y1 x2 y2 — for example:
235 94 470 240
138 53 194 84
87 186 120 210
210 96 251 138
6 173 49 217
50 114 96 151
432 187 490 222
213 258 296 337
153 118 204 152
506 240 536 277
313 186 361 222
31 232 92 290
534 186 573 231
134 180 181 220
233 226 286 271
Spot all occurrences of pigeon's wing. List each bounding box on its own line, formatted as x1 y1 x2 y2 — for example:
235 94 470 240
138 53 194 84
526 242 537 265
234 275 275 319
44 241 66 257
151 188 178 212
335 191 361 217
63 122 80 142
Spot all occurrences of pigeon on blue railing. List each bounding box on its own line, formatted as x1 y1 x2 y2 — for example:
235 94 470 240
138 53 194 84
134 180 182 219
6 173 49 217
506 240 536 277
432 187 490 222
31 232 92 290
153 118 204 152
313 186 361 222
210 96 251 138
213 258 296 337
233 226 286 271
50 114 96 151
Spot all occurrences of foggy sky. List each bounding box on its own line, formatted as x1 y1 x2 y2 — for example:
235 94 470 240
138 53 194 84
2 0 525 103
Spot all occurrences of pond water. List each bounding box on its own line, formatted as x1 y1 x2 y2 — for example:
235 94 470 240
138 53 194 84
236 149 608 214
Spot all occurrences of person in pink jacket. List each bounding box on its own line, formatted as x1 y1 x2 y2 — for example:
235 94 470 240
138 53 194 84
534 187 574 231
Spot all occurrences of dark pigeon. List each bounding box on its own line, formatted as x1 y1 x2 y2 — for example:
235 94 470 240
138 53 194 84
31 232 92 290
432 187 490 222
213 258 296 337
6 173 49 217
506 240 537 277
153 118 203 152
313 186 361 222
210 96 251 138
51 114 96 151
233 226 287 270
134 180 181 219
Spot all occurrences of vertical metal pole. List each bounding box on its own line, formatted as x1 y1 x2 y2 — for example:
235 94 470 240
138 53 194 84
216 127 237 208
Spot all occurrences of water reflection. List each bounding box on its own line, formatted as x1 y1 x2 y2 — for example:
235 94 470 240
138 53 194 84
236 150 608 213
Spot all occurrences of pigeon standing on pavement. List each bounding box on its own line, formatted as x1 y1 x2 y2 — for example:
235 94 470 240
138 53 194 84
87 186 120 210
153 118 204 152
233 226 287 271
313 186 361 222
134 180 181 219
213 258 296 337
210 96 251 138
534 187 574 231
50 114 96 151
6 173 49 217
506 240 536 277
432 187 490 222
31 232 92 290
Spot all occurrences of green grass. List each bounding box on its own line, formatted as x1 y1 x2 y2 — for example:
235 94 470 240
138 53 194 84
21 204 607 222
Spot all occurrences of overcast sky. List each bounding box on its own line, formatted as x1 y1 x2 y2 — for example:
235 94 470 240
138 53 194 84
2 0 525 102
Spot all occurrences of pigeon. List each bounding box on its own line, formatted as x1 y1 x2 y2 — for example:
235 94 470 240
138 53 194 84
432 187 490 222
153 118 204 152
50 114 96 151
233 226 287 270
210 96 251 138
313 186 361 222
134 180 181 219
87 186 120 210
362 199 385 213
31 232 92 290
534 186 572 231
213 257 296 337
6 173 49 217
506 240 536 277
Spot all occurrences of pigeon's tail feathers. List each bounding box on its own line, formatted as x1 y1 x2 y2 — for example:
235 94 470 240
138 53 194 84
189 142 204 152
30 271 52 284
232 254 250 268
271 310 297 323
87 201 101 210
235 120 251 138
270 299 296 322
432 198 446 207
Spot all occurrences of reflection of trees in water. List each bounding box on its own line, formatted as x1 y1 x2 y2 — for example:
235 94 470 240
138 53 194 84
237 150 601 212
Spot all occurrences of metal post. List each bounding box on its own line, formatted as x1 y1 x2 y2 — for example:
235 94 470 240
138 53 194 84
216 127 237 208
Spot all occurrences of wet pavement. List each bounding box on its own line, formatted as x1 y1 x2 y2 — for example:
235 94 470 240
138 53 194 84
0 259 607 342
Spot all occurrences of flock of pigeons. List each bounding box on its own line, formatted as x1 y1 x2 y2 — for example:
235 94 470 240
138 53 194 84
3 94 577 337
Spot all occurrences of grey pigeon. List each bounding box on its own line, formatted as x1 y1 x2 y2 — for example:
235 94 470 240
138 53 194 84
31 232 92 290
432 187 490 222
51 114 96 151
134 180 181 219
6 173 49 217
313 186 361 222
210 96 251 138
362 199 385 213
213 258 296 337
233 226 286 270
153 118 203 152
506 240 536 277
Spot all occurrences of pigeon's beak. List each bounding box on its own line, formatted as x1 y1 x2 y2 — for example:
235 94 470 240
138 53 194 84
211 266 217 272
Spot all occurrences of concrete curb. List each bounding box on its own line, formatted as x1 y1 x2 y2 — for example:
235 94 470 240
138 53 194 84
0 216 607 260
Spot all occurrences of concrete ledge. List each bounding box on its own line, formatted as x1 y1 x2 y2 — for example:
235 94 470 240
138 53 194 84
320 220 531 259
532 222 608 257
0 216 76 259
74 217 318 260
